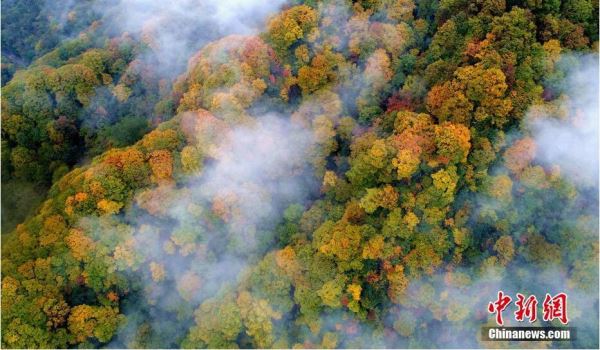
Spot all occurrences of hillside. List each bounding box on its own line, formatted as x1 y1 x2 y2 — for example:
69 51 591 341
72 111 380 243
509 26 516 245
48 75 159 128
1 0 598 348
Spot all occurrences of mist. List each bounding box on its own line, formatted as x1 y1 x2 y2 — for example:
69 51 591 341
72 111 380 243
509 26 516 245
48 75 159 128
409 53 600 348
528 54 599 188
93 113 318 347
96 0 287 77
303 53 600 349
3 1 598 348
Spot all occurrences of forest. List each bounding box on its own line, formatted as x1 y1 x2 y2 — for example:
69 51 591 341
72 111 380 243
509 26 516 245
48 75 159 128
1 0 598 348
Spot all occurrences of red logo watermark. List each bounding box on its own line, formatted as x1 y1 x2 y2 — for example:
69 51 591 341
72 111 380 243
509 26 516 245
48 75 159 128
488 292 569 326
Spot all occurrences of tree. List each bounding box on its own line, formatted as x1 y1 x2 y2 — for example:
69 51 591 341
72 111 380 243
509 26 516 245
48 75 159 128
176 271 202 302
180 146 203 174
357 49 394 121
297 48 344 94
317 221 363 262
385 0 416 22
148 150 173 182
493 235 514 265
266 5 318 56
317 277 345 308
53 64 99 106
362 235 385 260
185 292 243 348
434 122 471 164
387 264 409 303
149 262 165 282
65 228 95 261
489 7 537 63
392 149 420 179
487 174 513 204
67 305 122 343
503 137 536 176
138 129 180 154
427 64 513 127
237 291 282 348
359 185 399 214
519 232 562 267
393 308 417 337
562 0 594 24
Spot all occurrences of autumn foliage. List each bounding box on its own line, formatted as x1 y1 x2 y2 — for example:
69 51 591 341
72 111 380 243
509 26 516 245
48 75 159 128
1 0 598 349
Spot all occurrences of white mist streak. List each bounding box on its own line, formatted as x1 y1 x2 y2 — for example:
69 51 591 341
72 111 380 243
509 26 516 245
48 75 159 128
528 54 599 187
98 0 288 75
